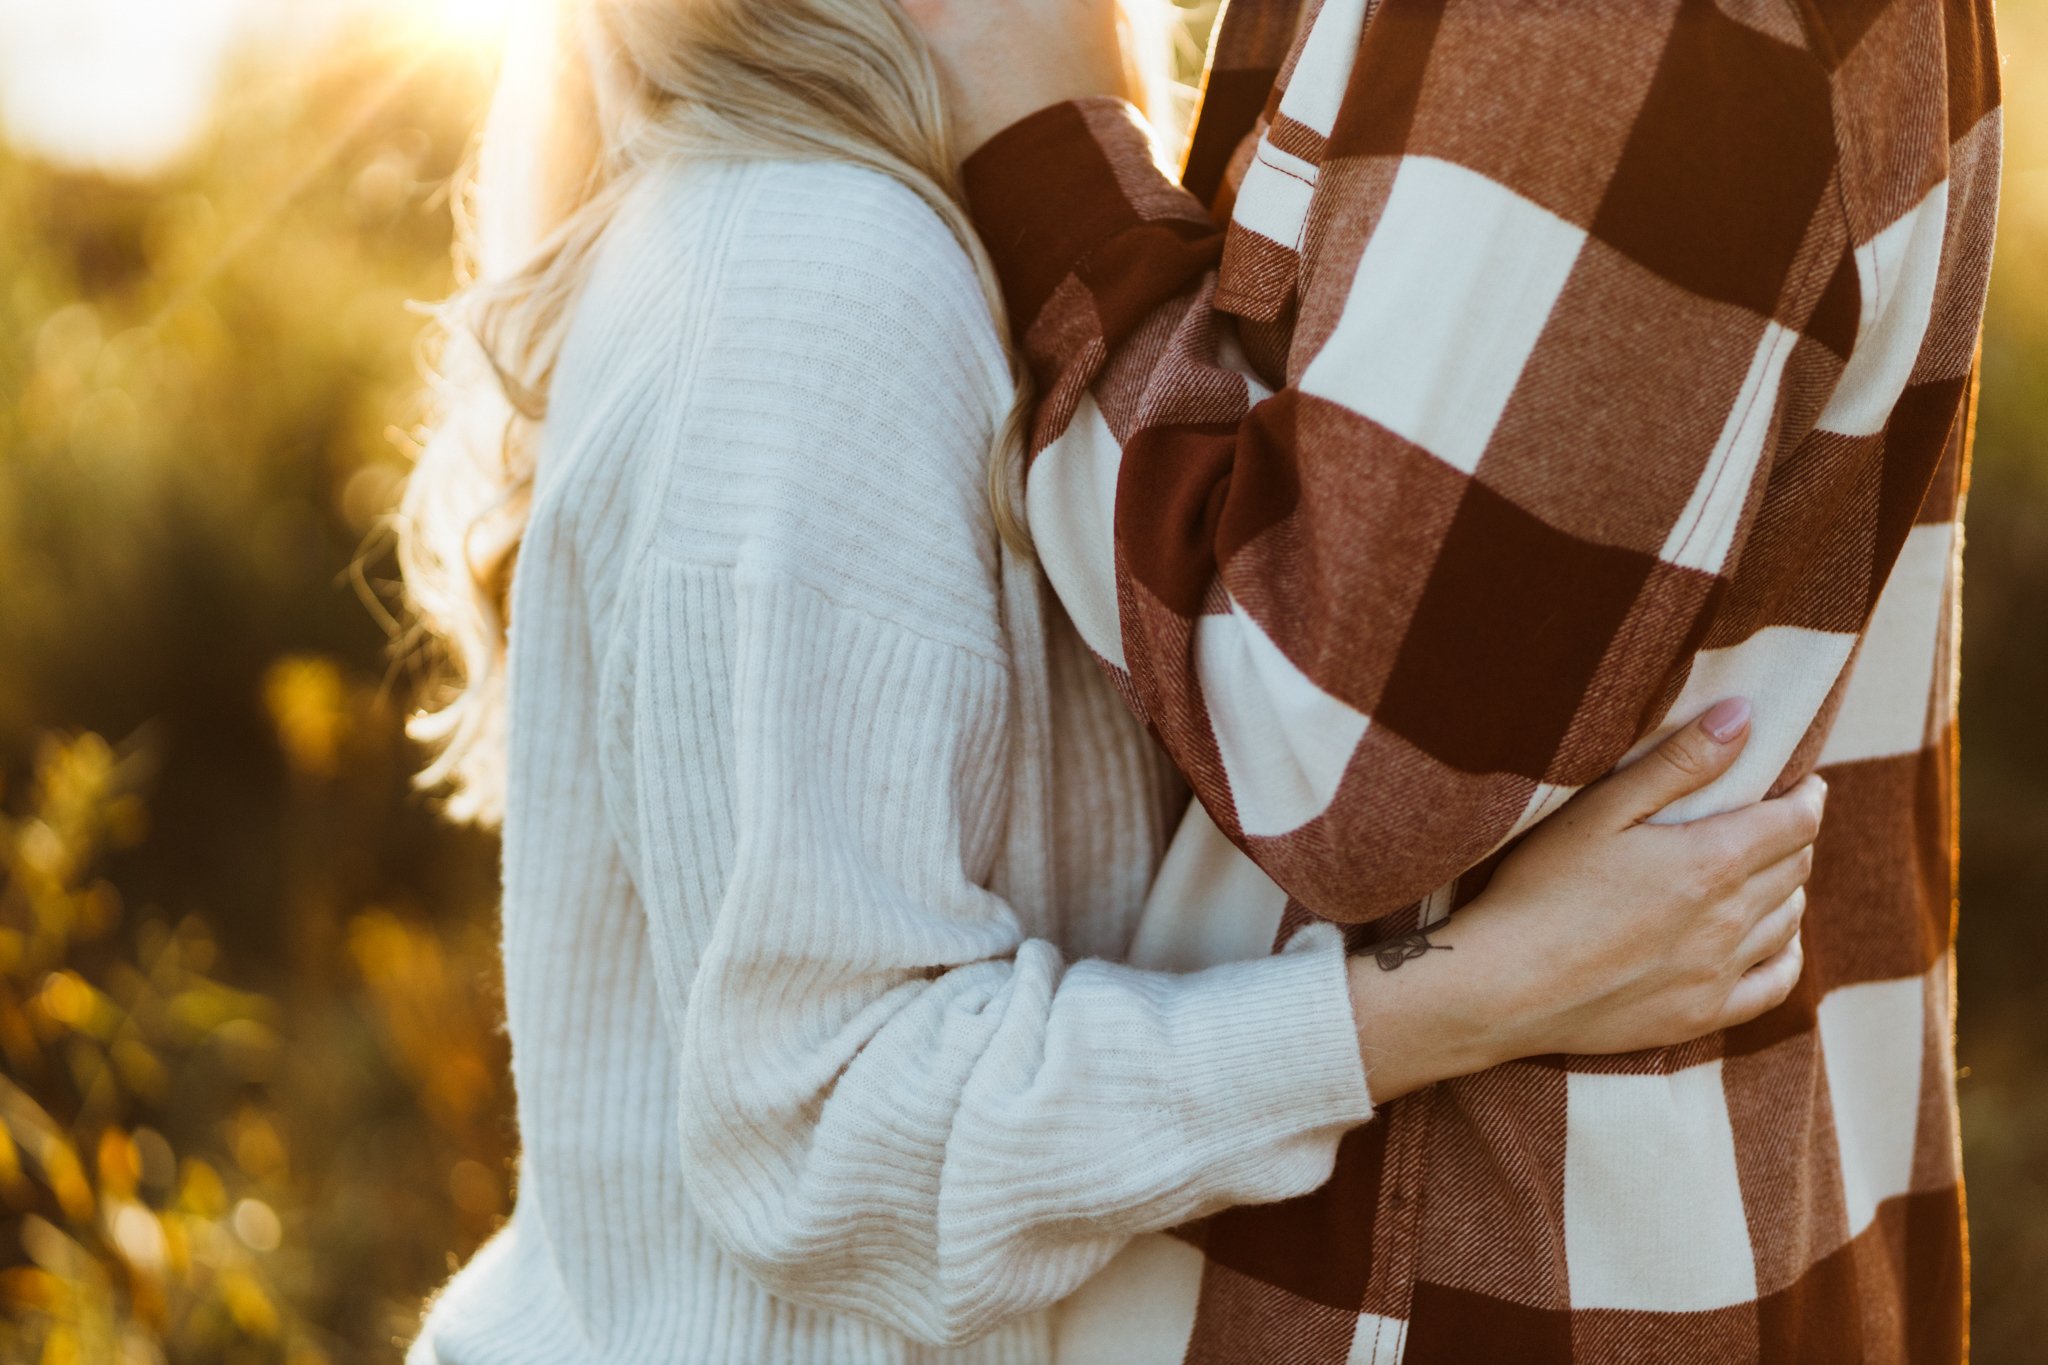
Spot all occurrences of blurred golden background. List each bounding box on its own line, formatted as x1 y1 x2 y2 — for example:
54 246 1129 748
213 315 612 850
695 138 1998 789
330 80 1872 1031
0 2 2039 1361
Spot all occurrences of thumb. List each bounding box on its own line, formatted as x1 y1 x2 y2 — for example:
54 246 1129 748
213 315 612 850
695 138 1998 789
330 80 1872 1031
1589 698 1752 826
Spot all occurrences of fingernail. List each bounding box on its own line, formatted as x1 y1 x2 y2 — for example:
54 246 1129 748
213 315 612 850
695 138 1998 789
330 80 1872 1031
1701 698 1751 743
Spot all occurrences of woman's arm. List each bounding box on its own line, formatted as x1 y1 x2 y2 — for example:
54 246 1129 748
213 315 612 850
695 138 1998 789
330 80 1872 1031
621 162 1372 1347
622 161 1820 1347
660 573 1372 1347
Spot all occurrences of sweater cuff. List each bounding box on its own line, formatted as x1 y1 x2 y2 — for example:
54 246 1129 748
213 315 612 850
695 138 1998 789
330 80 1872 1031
963 97 1210 337
1162 924 1374 1164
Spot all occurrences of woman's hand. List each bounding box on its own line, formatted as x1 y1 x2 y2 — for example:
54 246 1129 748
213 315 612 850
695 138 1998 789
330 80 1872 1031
901 0 1128 155
1348 698 1824 1104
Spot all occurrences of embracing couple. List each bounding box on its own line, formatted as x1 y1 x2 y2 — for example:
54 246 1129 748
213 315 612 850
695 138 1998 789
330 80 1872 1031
399 1 2000 1362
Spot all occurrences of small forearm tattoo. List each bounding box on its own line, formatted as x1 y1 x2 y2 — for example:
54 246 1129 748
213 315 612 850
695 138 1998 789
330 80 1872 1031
1370 927 1453 973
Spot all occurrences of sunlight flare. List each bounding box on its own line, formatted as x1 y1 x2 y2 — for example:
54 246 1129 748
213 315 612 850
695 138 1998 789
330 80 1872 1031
408 0 528 47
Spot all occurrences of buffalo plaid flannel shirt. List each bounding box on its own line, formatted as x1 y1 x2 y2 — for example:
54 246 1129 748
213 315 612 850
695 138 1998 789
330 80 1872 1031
964 0 2001 1360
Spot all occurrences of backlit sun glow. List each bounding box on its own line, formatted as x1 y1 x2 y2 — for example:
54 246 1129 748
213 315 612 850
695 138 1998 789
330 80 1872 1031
406 0 528 47
0 0 537 174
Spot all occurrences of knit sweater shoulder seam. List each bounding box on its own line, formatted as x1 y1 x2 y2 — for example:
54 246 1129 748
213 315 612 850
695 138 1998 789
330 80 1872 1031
629 547 1011 671
611 156 772 605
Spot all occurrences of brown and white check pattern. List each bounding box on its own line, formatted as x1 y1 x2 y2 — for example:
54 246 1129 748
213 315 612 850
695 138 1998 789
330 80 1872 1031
964 0 2000 1360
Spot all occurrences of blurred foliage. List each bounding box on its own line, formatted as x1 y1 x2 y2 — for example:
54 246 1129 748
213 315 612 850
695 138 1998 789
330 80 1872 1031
0 731 308 1363
0 5 2040 1363
0 24 510 1364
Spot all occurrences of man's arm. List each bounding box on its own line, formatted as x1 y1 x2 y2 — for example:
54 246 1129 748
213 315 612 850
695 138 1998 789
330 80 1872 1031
956 1 1850 923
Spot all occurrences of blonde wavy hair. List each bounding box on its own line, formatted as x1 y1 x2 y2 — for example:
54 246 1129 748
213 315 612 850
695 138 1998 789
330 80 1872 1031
396 0 1181 825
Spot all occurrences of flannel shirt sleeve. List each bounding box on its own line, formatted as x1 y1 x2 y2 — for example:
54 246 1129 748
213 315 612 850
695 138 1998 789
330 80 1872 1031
964 4 1848 923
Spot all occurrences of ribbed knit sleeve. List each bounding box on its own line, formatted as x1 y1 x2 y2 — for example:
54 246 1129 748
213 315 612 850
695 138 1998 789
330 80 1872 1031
611 163 1373 1347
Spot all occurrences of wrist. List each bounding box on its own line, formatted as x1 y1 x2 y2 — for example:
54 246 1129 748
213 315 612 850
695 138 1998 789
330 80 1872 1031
964 97 1211 344
1344 918 1515 1104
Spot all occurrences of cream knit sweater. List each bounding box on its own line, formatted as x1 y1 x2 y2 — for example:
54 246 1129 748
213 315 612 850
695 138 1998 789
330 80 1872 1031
407 157 1372 1365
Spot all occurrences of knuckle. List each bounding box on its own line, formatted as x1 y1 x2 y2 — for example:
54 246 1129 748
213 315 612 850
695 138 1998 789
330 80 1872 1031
1709 898 1749 944
1718 994 1759 1028
1684 869 1725 915
1766 944 1806 1006
1693 948 1737 990
1770 915 1801 958
1688 832 1731 880
1685 993 1727 1035
1796 845 1817 881
1716 951 1748 987
1658 738 1712 782
1699 841 1745 892
1769 967 1799 1007
1726 820 1767 863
